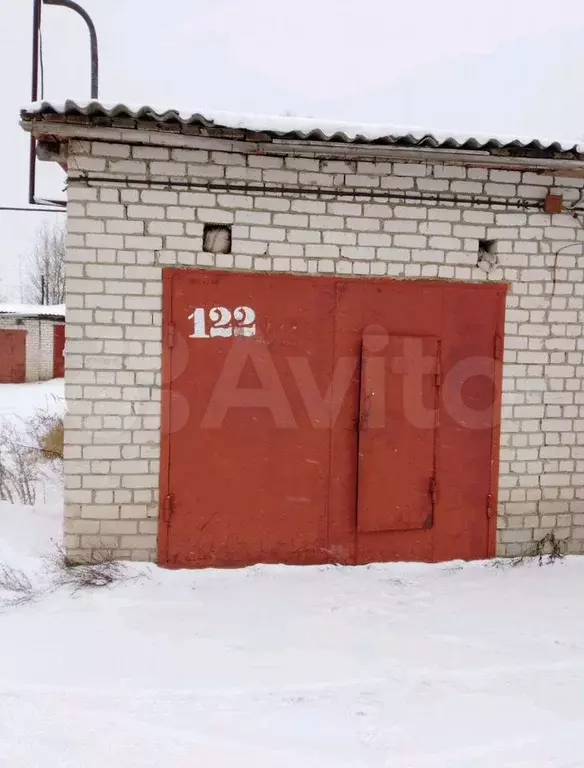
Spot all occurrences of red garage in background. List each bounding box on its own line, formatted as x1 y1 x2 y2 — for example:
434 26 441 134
0 304 65 383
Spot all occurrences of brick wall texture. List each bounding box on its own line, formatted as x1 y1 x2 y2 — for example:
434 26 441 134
61 133 584 562
0 316 60 382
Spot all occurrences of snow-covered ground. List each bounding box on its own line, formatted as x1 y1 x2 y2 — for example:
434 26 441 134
0 383 583 767
0 379 65 506
0 379 65 425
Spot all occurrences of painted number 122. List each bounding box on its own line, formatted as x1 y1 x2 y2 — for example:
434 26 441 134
188 306 257 338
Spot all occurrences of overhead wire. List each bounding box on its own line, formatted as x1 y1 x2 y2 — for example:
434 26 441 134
0 206 65 213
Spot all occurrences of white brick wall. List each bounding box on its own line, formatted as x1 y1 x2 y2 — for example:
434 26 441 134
59 133 584 562
0 316 61 382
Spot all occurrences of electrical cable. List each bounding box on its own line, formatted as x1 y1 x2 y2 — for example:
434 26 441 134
0 206 65 213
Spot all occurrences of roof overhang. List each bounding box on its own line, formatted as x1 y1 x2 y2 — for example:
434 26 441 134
0 304 65 321
20 100 584 176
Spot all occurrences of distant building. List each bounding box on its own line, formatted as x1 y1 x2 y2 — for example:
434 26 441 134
0 304 65 383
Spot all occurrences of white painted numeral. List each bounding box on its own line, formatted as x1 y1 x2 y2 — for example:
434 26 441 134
188 306 256 339
188 308 209 338
233 306 256 337
209 307 233 338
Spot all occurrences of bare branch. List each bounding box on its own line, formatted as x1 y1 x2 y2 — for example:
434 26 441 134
21 222 65 305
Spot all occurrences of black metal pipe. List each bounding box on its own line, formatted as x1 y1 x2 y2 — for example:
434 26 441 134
31 0 41 101
43 0 99 98
79 175 584 213
28 118 37 207
28 0 99 206
29 0 42 205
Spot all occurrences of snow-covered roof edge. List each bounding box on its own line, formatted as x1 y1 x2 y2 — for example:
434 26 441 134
21 100 583 157
0 304 65 319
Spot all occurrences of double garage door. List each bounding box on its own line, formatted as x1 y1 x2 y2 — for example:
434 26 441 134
160 269 506 568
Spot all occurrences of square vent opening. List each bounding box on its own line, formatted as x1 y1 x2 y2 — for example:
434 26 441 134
203 224 232 254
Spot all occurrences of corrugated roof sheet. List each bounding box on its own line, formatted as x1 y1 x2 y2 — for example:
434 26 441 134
21 100 583 158
0 304 65 319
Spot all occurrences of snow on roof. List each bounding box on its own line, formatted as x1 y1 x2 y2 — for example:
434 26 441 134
21 99 583 157
0 304 65 319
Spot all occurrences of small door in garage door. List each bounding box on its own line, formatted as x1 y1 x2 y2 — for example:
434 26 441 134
53 325 65 378
160 269 505 568
357 334 440 534
0 330 26 384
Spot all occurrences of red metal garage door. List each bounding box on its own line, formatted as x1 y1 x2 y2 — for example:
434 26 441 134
160 270 336 567
0 329 26 384
53 324 65 378
160 269 505 568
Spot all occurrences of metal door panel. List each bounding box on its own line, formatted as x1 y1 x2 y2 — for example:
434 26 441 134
0 330 26 384
160 269 336 568
357 335 439 533
53 324 65 378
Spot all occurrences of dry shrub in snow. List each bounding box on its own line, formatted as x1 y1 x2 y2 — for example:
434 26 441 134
529 532 565 566
62 561 128 591
0 547 133 612
0 564 36 610
0 563 32 594
0 407 64 505
29 411 64 466
487 531 566 570
0 420 38 505
45 545 131 593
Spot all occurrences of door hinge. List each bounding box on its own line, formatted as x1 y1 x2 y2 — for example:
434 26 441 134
161 493 174 525
486 493 494 519
167 323 175 349
494 333 503 361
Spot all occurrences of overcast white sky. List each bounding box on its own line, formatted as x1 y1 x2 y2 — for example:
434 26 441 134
2 0 584 300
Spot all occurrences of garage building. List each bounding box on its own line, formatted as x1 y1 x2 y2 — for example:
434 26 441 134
20 100 584 565
0 304 65 383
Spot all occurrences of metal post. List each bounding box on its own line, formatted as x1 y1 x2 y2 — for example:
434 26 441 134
28 0 99 206
43 0 99 99
31 0 42 102
29 0 42 205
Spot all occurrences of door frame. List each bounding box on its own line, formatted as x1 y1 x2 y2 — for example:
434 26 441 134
486 288 507 558
158 270 175 566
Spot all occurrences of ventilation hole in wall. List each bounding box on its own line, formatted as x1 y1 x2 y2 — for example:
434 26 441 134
203 224 232 254
477 239 498 271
